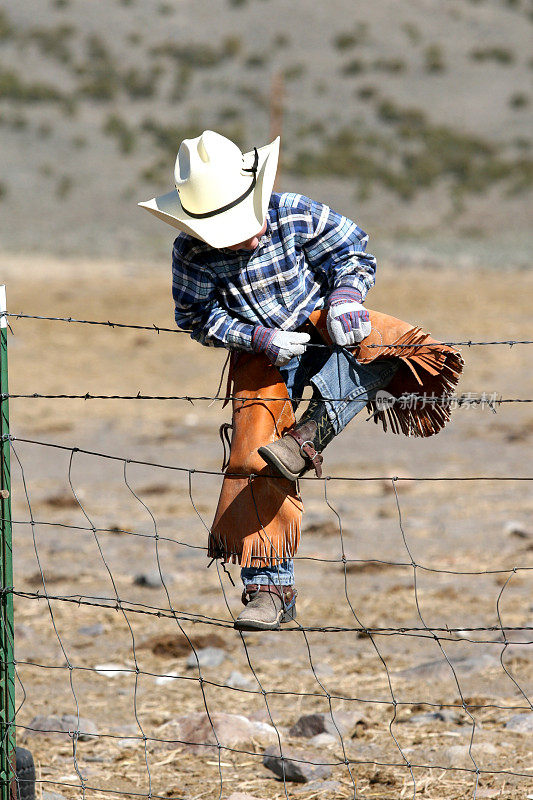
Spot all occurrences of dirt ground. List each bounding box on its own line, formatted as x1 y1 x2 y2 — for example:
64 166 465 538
1 253 532 799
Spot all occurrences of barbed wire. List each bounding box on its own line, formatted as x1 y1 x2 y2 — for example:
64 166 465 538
5 514 533 573
5 435 533 481
3 391 532 405
5 587 533 638
2 309 532 349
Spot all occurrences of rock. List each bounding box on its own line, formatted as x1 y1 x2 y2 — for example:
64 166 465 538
28 714 97 742
113 723 138 737
43 792 67 800
155 671 180 686
504 520 532 539
225 670 255 690
140 632 228 658
505 712 533 733
94 663 127 677
170 712 277 752
249 709 271 723
227 794 265 800
289 711 365 738
290 713 335 738
78 623 104 636
396 653 498 680
133 570 167 588
330 710 367 735
403 709 460 725
442 743 497 768
293 781 341 794
263 745 331 783
14 625 33 640
308 733 337 747
186 647 226 668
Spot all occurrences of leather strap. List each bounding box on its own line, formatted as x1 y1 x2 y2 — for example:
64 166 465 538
242 583 297 608
286 427 324 479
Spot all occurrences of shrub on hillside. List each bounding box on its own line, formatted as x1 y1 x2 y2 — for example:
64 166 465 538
78 34 119 101
151 41 231 69
334 33 358 51
169 64 192 102
122 67 161 100
142 117 245 160
272 33 290 48
402 22 421 44
286 100 533 202
470 46 514 64
373 58 407 73
423 44 446 73
0 69 66 104
223 36 242 57
509 92 529 109
357 85 377 100
26 24 75 64
342 59 366 76
284 64 305 81
0 10 12 40
246 54 268 68
103 114 136 154
56 175 73 199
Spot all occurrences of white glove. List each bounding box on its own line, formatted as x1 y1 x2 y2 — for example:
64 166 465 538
327 301 372 346
251 326 311 366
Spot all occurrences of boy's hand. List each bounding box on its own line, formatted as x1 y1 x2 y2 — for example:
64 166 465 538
327 287 371 346
251 326 310 366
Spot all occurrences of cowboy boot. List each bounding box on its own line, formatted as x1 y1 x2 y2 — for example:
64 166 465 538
234 584 297 631
258 396 336 481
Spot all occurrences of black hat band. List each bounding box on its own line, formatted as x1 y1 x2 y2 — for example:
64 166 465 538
179 148 259 220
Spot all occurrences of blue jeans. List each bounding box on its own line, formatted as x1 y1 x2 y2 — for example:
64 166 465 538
241 346 399 588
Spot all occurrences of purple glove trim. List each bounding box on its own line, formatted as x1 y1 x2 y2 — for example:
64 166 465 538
251 325 279 361
336 309 368 335
328 286 363 307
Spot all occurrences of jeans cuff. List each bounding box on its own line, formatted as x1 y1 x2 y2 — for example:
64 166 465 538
241 575 294 587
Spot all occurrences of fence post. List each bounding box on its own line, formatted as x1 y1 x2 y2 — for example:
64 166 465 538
0 286 16 800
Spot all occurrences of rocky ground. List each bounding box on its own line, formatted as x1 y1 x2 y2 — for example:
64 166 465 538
1 254 532 799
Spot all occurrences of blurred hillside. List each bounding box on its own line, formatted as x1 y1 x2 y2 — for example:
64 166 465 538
0 0 532 261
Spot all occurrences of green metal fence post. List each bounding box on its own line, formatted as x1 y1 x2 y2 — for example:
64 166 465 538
0 285 16 800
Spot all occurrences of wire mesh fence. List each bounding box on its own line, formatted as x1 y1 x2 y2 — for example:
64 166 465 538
1 304 532 800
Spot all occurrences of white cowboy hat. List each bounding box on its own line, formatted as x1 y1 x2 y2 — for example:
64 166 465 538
138 130 280 249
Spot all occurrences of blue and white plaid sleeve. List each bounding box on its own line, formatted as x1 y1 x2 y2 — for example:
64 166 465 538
172 248 254 350
302 198 376 301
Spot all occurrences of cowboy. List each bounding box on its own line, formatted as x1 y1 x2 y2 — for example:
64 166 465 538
139 131 461 631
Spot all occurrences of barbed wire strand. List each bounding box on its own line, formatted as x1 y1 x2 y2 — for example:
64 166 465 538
2 308 533 349
4 391 532 405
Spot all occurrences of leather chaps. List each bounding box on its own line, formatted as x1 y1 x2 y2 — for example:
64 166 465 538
208 309 464 568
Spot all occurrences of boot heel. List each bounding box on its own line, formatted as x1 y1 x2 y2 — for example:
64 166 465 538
281 603 297 623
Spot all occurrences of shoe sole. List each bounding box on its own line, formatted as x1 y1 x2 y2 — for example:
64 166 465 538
257 446 301 482
233 604 297 632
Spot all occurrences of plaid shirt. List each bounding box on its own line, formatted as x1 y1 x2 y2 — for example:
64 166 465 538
171 192 376 350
